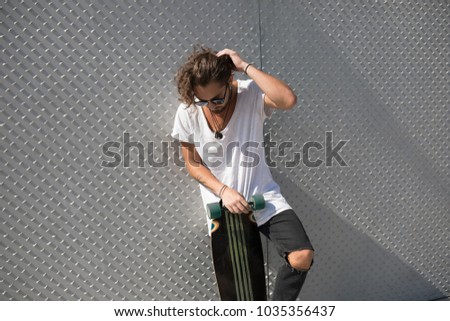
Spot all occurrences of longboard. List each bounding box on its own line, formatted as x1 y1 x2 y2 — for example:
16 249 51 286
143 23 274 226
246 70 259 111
207 194 266 301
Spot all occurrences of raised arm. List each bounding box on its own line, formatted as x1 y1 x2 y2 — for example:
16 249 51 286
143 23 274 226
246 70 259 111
216 48 297 110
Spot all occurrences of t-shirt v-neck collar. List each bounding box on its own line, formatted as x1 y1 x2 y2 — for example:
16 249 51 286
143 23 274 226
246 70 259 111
199 80 241 137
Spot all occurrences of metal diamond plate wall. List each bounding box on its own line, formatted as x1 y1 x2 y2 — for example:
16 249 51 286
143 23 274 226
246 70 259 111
1 0 448 300
1 0 261 300
260 0 449 300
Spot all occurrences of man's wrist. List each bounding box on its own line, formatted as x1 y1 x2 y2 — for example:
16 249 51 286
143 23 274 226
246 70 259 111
244 63 253 74
218 184 228 198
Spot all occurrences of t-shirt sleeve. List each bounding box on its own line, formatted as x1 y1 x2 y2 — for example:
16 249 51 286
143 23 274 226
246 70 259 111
249 80 273 120
171 104 194 143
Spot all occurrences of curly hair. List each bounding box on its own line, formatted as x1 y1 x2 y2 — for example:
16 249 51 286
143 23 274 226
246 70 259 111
175 46 236 106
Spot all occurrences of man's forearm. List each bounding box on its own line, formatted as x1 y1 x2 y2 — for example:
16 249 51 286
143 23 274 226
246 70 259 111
216 49 296 109
245 65 297 109
187 163 224 197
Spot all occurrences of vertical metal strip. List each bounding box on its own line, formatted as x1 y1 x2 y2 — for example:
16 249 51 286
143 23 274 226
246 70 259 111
257 0 270 299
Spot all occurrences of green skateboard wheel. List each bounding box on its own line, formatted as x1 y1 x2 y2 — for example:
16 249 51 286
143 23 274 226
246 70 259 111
207 202 222 219
250 194 265 211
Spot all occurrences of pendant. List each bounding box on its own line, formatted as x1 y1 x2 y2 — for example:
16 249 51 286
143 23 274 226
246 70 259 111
215 131 223 139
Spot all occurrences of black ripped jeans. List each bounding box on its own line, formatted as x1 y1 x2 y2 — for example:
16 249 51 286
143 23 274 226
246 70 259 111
258 209 314 301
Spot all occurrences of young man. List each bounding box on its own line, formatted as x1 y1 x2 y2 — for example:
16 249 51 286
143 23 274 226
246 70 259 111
171 47 314 300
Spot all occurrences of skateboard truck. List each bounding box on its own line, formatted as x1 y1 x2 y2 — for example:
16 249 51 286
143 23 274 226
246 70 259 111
207 194 266 219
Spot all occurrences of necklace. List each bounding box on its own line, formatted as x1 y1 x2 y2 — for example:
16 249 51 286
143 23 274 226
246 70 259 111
211 107 229 139
210 85 233 139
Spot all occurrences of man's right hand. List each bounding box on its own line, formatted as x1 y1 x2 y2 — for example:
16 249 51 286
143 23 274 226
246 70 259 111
221 187 252 214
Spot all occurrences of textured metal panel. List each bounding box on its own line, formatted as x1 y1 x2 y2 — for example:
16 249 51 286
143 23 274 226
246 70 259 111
1 0 261 300
260 0 449 300
1 0 448 301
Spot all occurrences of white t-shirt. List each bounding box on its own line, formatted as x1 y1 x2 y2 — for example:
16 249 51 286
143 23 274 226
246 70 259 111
171 79 292 232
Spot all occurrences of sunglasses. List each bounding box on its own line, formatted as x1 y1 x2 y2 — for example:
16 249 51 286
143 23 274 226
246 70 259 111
194 84 229 108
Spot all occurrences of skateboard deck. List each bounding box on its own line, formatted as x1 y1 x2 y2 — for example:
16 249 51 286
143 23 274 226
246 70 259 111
207 195 266 301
